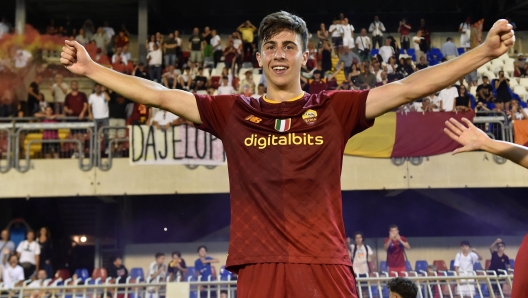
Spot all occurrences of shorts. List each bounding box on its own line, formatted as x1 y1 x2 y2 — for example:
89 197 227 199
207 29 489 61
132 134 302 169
465 70 478 82
343 37 355 49
388 266 406 274
332 37 343 47
236 263 358 298
69 119 87 135
42 142 60 154
190 50 203 63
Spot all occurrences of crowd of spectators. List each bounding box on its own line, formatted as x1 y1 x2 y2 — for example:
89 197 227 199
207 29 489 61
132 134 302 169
0 13 525 160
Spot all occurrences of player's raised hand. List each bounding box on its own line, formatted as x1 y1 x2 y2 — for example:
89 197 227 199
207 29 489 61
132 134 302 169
444 117 491 155
483 20 515 59
60 40 94 77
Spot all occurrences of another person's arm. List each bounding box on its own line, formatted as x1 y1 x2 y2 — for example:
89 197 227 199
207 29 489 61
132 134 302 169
61 40 201 124
444 117 528 169
472 248 483 261
489 238 502 253
365 20 514 119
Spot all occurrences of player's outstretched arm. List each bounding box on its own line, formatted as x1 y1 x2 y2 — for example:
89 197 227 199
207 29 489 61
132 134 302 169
444 117 528 169
366 20 514 119
60 40 201 124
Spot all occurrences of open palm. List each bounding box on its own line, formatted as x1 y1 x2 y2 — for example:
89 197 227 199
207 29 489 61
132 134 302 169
444 118 491 154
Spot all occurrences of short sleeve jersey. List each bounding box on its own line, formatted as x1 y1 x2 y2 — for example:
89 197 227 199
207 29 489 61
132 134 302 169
195 256 213 279
194 90 373 271
384 237 408 267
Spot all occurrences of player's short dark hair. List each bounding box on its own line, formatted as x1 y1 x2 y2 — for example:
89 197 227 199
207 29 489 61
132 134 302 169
172 251 181 257
482 76 488 79
258 11 309 52
446 37 453 42
197 245 207 253
155 252 164 259
258 83 265 88
354 231 364 239
387 277 418 298
389 224 398 230
111 255 122 263
460 240 470 247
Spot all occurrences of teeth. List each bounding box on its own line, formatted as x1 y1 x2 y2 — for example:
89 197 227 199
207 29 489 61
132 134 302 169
273 66 287 70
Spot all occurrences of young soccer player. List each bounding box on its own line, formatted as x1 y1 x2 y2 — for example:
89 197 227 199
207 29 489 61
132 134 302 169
61 12 514 297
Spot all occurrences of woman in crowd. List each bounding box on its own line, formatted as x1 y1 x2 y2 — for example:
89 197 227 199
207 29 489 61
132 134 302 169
307 41 317 70
75 28 87 46
37 227 53 279
317 23 329 50
320 40 332 75
348 63 361 87
454 85 472 112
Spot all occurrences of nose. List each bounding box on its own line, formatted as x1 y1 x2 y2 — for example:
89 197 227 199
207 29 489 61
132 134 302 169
273 47 286 60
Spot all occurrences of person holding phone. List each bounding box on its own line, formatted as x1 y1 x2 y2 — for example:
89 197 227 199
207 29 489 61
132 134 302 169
454 240 483 297
384 224 411 274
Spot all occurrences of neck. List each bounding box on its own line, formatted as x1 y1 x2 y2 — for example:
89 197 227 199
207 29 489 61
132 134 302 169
265 83 303 103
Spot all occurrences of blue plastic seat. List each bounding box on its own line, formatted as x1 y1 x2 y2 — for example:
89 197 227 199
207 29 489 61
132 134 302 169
379 261 388 273
510 259 515 269
473 262 483 271
406 48 416 56
415 260 428 272
219 266 232 280
74 268 89 283
405 261 412 271
450 260 455 271
129 267 145 281
458 47 465 55
186 266 197 282
370 48 379 56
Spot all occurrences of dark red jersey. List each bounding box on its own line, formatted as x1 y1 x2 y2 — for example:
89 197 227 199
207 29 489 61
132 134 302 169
194 90 373 272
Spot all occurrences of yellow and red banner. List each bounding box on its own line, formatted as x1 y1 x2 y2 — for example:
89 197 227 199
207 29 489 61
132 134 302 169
513 120 528 147
345 112 475 158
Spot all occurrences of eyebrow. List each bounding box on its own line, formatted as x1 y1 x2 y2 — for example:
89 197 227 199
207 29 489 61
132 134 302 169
263 40 298 47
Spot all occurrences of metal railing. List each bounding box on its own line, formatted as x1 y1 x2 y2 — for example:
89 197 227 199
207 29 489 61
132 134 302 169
0 270 515 298
0 111 517 172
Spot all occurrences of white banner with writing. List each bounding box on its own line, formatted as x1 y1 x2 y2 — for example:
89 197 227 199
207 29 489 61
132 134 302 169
129 125 225 165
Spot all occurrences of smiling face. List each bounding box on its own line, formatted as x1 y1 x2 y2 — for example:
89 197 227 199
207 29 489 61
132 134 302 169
256 30 308 91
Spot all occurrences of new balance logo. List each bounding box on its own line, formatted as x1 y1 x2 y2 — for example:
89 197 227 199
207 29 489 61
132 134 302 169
245 115 262 123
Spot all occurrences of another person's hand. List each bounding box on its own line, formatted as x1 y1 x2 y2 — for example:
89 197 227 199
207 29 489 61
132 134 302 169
60 40 95 76
444 117 491 154
482 20 515 59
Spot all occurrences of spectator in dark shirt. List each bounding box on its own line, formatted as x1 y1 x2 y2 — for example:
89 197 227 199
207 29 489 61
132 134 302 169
489 238 510 272
108 90 129 152
133 62 149 80
163 33 178 67
223 39 237 70
28 75 44 116
416 56 428 70
107 256 128 283
37 227 52 279
476 76 494 103
192 67 208 92
188 28 203 67
167 251 188 282
454 85 472 112
357 69 377 90
64 80 88 157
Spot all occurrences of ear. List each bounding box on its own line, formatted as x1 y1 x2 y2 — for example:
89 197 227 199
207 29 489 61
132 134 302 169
302 50 309 66
256 52 262 67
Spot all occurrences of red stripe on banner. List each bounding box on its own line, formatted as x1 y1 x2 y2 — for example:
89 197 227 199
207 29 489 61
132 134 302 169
391 112 475 158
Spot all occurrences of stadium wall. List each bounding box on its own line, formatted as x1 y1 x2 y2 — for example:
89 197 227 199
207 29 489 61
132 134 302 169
2 152 527 198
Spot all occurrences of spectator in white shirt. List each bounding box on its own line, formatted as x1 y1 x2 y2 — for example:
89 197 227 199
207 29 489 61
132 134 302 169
16 230 40 279
355 29 372 62
349 232 375 277
329 19 343 55
88 84 111 154
122 45 132 62
0 230 15 271
147 253 166 297
217 77 236 95
341 18 355 51
413 30 426 61
369 16 386 49
2 254 24 290
251 83 266 99
28 269 49 298
454 240 483 297
459 17 472 50
211 29 222 68
50 74 69 115
112 47 128 66
378 38 395 63
152 110 182 131
147 43 163 83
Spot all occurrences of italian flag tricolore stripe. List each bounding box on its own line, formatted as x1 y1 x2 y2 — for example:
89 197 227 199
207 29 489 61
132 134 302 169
275 118 291 132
